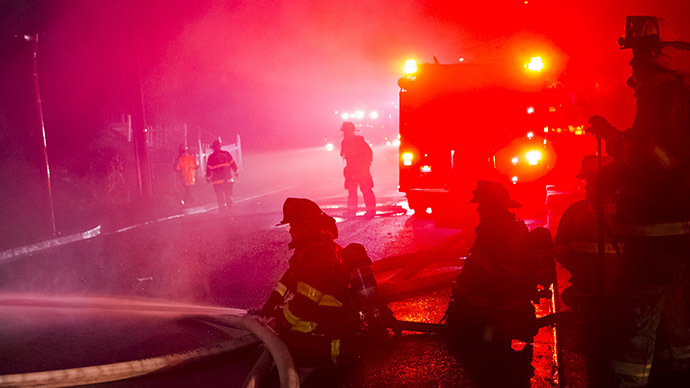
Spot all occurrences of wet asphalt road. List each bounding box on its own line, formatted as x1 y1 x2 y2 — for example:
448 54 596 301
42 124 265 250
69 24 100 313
0 146 564 387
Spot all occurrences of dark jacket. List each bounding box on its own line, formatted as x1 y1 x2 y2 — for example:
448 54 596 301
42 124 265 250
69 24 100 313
341 135 373 174
263 233 349 364
455 211 535 303
206 150 238 184
607 72 690 225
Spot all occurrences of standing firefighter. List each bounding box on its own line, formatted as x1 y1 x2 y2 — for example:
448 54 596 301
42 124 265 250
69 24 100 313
174 144 199 207
261 198 350 366
205 139 238 212
340 122 376 217
588 16 690 387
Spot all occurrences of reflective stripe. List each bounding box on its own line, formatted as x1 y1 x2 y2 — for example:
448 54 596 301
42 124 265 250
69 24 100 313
283 305 317 333
297 281 322 302
208 163 233 170
319 294 344 307
657 345 690 362
274 282 287 297
610 360 652 379
614 221 690 237
212 179 234 184
331 339 341 364
650 143 677 170
569 241 622 254
296 281 343 307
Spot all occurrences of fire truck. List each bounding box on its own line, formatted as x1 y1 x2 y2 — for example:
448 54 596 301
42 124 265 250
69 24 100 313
397 57 596 223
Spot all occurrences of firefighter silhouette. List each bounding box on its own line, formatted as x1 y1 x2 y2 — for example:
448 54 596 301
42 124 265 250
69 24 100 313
588 16 690 387
443 180 554 388
444 180 553 347
555 155 622 310
340 122 376 217
205 140 238 212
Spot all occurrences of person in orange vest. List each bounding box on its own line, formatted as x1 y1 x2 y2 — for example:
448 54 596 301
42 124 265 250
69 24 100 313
174 144 199 207
588 16 690 387
205 140 238 212
261 198 350 367
340 122 376 218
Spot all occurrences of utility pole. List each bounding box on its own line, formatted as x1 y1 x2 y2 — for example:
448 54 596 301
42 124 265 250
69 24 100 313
27 33 57 236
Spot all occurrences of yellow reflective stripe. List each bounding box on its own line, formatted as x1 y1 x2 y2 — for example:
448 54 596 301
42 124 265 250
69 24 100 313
331 339 341 364
297 281 322 303
208 163 232 170
610 360 652 378
212 179 234 184
274 282 287 297
614 221 690 237
283 305 317 333
569 241 622 254
319 295 343 307
650 144 677 170
297 282 343 307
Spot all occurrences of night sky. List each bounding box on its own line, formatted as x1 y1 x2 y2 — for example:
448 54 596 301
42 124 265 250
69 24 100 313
2 0 689 151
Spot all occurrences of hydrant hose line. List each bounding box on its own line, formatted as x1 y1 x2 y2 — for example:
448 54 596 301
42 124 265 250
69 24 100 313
0 295 298 388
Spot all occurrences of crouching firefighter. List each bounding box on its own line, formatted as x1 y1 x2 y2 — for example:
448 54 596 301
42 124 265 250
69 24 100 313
443 180 555 349
260 198 349 367
260 198 399 368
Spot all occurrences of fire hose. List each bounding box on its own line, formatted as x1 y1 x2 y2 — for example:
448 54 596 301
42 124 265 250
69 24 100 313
0 295 298 388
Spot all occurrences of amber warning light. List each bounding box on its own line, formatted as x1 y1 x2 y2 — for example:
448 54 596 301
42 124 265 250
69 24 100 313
525 57 544 72
402 152 414 166
403 59 418 75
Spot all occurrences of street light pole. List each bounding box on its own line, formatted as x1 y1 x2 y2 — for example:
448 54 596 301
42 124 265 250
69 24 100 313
27 33 57 236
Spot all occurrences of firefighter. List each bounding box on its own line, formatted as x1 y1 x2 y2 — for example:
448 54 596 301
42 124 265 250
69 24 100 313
340 122 376 218
444 180 547 349
174 144 199 207
260 197 350 367
205 139 238 212
554 155 621 313
588 16 690 387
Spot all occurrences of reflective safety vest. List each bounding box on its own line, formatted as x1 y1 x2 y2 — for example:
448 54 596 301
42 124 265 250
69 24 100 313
175 153 198 186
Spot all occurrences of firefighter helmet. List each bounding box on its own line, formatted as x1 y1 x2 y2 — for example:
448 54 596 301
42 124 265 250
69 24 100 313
340 122 356 133
470 180 521 209
618 16 690 50
211 140 222 151
576 155 615 181
277 198 338 237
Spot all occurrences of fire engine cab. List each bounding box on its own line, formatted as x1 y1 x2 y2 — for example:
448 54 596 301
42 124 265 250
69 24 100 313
398 57 595 222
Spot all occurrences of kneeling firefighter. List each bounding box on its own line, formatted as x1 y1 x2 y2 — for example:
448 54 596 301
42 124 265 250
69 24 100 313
443 180 555 348
260 198 398 367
